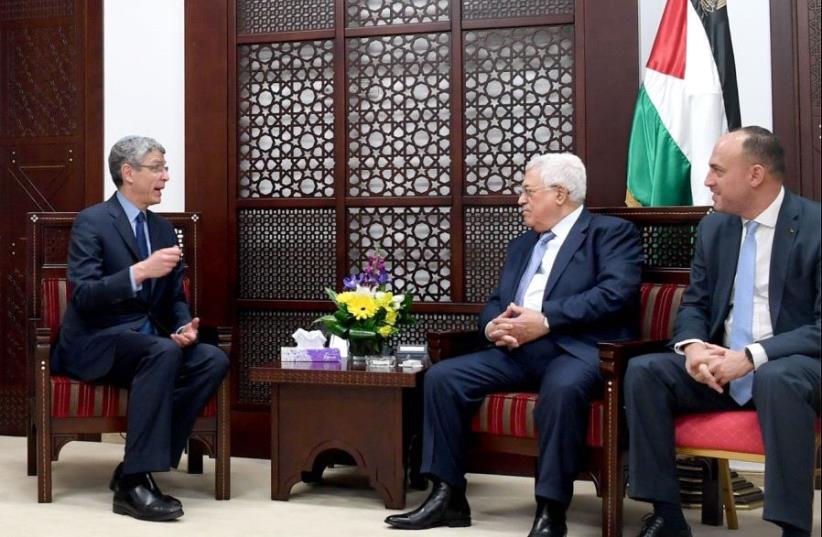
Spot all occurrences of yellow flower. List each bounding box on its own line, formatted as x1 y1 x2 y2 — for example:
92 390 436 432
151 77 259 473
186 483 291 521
336 292 354 304
377 325 394 338
376 291 394 310
346 293 377 320
385 310 398 325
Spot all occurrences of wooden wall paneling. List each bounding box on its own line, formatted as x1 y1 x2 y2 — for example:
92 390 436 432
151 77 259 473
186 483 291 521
796 0 820 201
769 0 802 196
0 0 102 435
579 0 639 207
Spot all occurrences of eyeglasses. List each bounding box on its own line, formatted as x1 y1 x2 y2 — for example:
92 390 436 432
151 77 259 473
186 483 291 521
131 162 169 175
514 184 559 198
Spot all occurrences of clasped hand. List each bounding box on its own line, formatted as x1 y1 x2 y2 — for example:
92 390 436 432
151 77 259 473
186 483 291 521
684 342 754 393
486 303 549 349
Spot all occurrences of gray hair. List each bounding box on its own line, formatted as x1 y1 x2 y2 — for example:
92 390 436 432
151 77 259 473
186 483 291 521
108 135 165 187
525 153 587 204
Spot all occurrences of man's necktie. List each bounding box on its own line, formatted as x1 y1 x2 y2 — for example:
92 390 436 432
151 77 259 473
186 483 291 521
134 212 153 334
728 220 759 405
514 232 556 306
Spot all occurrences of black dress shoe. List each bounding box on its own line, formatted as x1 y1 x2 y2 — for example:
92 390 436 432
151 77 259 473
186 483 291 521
110 463 181 509
384 480 471 529
636 514 693 537
528 502 567 537
113 481 184 521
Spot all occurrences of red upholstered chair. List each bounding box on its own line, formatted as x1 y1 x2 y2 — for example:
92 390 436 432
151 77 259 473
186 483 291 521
428 281 687 537
675 411 822 529
26 212 231 503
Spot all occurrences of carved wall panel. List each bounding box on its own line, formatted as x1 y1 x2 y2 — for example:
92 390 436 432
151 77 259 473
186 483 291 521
1 24 79 137
238 40 335 199
237 309 327 404
639 225 698 269
464 206 527 303
463 25 575 195
348 207 451 302
345 0 450 27
462 0 574 20
347 33 451 197
237 208 336 300
0 0 73 21
236 0 334 34
393 312 478 345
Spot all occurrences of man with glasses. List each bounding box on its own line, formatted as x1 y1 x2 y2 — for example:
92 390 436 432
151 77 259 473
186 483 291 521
53 135 229 521
385 153 643 536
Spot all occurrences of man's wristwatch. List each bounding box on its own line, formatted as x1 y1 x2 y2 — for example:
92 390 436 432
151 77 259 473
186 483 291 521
744 347 754 365
542 315 550 331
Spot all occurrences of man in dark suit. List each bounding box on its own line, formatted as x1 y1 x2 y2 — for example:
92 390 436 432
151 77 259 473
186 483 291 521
625 127 821 537
53 135 229 521
385 153 643 536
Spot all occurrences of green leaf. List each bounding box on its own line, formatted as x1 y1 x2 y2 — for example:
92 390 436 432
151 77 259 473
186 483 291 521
349 328 378 340
324 287 339 302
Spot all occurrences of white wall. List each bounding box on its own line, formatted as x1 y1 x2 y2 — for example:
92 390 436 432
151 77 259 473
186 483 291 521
638 0 772 129
104 0 186 211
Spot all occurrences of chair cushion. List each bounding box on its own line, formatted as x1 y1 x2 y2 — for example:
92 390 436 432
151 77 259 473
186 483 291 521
51 375 217 418
639 282 687 340
675 411 765 454
470 392 605 447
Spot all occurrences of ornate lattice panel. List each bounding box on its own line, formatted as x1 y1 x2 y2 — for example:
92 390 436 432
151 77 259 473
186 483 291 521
238 40 335 199
0 385 26 435
462 0 574 20
0 0 73 21
43 227 71 265
463 26 575 195
464 206 528 303
2 269 26 382
238 208 336 299
237 309 327 404
1 25 79 137
348 207 451 301
639 224 698 269
345 0 450 27
347 33 451 197
392 312 478 347
236 0 334 34
810 0 821 105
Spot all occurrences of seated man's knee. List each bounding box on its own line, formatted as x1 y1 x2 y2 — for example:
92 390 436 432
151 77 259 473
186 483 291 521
752 357 808 401
148 337 184 367
625 353 670 392
207 345 230 378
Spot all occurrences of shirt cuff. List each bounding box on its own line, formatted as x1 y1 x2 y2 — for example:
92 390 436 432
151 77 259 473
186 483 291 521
746 343 768 370
129 266 142 294
673 339 704 355
484 321 493 341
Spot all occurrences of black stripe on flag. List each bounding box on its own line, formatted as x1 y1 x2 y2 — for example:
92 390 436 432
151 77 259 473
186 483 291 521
691 0 741 129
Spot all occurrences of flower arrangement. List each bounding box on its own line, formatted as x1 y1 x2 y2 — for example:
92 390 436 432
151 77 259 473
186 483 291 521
314 253 414 355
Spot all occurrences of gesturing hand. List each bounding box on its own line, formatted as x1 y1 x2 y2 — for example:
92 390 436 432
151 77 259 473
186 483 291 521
171 317 199 348
134 246 181 283
683 342 724 393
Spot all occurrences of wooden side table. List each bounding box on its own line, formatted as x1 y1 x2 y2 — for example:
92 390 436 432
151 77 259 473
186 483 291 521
249 360 426 509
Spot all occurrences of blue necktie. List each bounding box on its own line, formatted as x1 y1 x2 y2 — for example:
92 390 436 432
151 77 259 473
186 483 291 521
728 220 759 405
135 212 154 334
514 232 556 306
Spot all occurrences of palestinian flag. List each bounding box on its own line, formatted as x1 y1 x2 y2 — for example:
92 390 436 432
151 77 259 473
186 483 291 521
626 0 741 207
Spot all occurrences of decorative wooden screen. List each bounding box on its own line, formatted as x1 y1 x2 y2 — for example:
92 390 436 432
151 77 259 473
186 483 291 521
233 0 580 405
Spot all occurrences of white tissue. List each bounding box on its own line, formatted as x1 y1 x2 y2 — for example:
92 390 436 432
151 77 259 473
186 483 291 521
292 328 327 349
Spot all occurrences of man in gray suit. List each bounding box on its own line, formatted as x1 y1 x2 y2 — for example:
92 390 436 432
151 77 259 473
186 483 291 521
624 126 820 537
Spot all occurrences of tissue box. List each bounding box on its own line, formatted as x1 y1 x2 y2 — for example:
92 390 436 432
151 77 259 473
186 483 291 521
280 347 342 362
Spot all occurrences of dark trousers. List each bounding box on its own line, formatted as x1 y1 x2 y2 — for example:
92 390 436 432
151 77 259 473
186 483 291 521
420 344 602 505
625 352 820 532
98 332 229 475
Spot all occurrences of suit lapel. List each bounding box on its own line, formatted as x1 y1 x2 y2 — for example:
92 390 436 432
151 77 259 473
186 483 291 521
543 208 590 299
768 191 799 327
107 195 141 261
713 217 741 335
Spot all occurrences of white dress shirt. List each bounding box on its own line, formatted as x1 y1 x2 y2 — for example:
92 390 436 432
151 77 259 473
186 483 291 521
674 187 784 369
485 205 583 339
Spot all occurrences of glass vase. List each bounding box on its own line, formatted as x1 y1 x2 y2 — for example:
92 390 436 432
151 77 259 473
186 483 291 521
347 337 394 367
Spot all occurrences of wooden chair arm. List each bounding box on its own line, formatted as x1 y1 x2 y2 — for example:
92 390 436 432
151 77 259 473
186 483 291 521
427 329 487 362
598 338 669 380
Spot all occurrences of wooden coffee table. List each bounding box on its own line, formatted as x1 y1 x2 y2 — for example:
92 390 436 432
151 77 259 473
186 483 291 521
249 359 427 509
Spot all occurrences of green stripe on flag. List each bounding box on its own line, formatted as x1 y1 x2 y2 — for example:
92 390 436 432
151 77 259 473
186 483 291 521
627 86 692 207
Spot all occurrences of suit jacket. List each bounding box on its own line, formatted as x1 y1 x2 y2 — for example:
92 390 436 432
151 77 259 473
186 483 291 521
479 208 644 367
53 195 191 380
672 189 821 360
